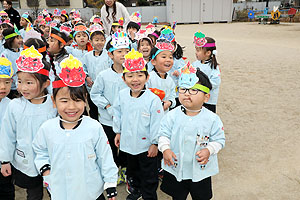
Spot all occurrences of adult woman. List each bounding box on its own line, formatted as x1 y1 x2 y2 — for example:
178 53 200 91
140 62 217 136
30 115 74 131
100 0 130 36
2 0 21 29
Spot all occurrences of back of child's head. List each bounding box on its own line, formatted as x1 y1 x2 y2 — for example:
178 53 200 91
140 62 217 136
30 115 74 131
3 27 18 49
202 37 218 69
24 38 48 58
172 41 183 60
0 23 11 30
196 68 212 93
50 28 69 47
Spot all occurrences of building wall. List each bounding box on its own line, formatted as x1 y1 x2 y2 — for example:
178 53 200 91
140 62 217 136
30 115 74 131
19 0 84 9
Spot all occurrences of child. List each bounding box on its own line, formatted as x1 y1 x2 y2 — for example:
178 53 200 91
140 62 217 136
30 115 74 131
113 49 163 200
19 12 32 38
61 9 68 23
0 46 56 200
147 31 176 112
192 31 221 113
32 55 118 200
0 23 12 54
158 62 225 200
136 29 153 63
52 8 62 24
90 30 129 184
82 24 111 120
66 23 93 63
0 57 14 200
1 27 22 99
127 12 141 51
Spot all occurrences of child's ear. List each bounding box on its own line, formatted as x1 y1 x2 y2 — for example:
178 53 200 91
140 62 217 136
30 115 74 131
204 93 210 103
51 95 56 108
59 42 64 49
206 50 212 57
151 59 156 66
108 51 114 60
43 79 50 89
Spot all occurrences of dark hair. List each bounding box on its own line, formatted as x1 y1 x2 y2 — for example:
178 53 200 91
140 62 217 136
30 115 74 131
148 30 160 44
4 0 12 6
3 27 19 49
126 21 140 32
137 37 153 50
50 28 69 46
196 68 212 93
90 31 105 40
52 76 87 102
105 2 117 23
123 70 149 79
203 37 218 69
110 21 122 35
105 38 113 52
22 15 32 23
172 41 183 59
25 38 48 58
61 14 68 22
0 23 11 30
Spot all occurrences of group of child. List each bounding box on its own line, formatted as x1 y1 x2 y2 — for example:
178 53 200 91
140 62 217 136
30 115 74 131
0 7 225 200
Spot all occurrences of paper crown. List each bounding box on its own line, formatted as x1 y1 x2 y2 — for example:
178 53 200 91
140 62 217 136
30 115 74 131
16 46 47 76
60 22 72 35
90 15 101 24
178 61 198 89
89 24 103 34
160 28 175 42
0 10 8 17
74 24 87 32
0 57 13 78
135 29 148 41
53 8 61 17
21 12 30 19
129 11 141 23
123 49 146 73
109 31 130 52
23 24 42 42
194 31 206 47
42 9 48 16
37 13 43 20
118 17 124 26
145 23 155 34
73 10 81 20
53 55 86 88
61 9 67 16
155 38 174 51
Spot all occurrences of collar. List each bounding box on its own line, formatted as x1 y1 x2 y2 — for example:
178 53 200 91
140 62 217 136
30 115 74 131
203 58 212 64
130 86 146 98
59 116 83 130
93 50 103 56
154 67 167 79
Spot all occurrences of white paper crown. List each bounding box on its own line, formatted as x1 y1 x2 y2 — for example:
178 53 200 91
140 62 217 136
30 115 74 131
110 31 130 50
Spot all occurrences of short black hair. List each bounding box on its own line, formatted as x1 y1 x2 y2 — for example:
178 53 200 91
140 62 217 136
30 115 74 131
3 27 18 49
196 68 212 93
126 21 140 32
123 70 149 80
4 0 12 6
50 28 69 44
90 31 105 40
52 76 87 102
172 41 183 59
105 38 113 52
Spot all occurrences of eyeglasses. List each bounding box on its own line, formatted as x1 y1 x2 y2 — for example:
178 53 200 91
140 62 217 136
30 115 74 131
178 87 201 95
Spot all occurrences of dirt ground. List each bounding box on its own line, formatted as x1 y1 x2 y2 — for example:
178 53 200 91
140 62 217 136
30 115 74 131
15 22 300 199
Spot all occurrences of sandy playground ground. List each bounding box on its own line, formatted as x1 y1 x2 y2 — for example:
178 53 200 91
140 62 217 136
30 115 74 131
15 22 300 199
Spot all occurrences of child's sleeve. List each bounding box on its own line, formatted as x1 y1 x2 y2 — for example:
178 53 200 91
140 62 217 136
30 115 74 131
95 125 118 189
206 115 225 155
168 80 177 109
32 125 51 173
149 97 164 145
0 103 16 162
209 66 221 90
112 92 122 134
90 73 110 109
158 113 174 153
82 54 89 76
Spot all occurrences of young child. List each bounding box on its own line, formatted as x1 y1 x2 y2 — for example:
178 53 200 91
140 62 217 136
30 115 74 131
1 27 22 99
32 55 118 200
0 57 14 200
127 12 141 51
136 29 153 63
52 8 62 24
113 49 163 200
192 31 221 113
0 46 56 199
82 24 111 120
0 23 12 54
147 31 176 112
66 23 93 63
19 12 32 38
158 62 225 200
90 30 129 184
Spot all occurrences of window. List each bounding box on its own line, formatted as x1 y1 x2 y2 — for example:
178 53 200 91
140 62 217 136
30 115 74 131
46 0 70 6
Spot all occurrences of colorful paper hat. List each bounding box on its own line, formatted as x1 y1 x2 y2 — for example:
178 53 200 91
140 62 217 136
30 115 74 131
194 31 215 48
89 24 104 34
73 10 81 20
160 28 175 42
60 22 73 35
90 15 101 24
135 29 148 41
145 23 155 34
149 88 165 101
172 21 177 30
42 9 49 16
0 57 13 78
16 46 48 77
23 24 42 43
109 31 130 52
129 11 141 23
37 13 43 21
0 10 8 17
123 49 146 73
61 9 67 16
52 55 86 88
118 17 124 26
4 24 20 40
53 8 61 17
73 24 89 38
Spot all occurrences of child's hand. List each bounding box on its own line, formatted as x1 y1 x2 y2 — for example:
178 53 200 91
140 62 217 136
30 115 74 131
114 134 121 148
0 163 11 177
86 77 94 87
196 148 210 165
163 149 177 166
108 197 116 200
148 144 158 157
163 101 172 111
172 70 180 77
43 170 50 176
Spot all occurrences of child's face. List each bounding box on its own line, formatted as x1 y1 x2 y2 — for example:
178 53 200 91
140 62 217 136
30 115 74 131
20 18 28 27
12 35 23 49
195 47 211 61
17 72 46 100
138 39 152 58
91 34 105 51
108 48 130 66
43 26 50 38
47 36 62 54
127 27 137 39
111 26 119 33
123 71 149 93
53 16 62 23
75 32 89 47
53 87 85 122
151 51 174 73
178 87 210 110
0 78 12 100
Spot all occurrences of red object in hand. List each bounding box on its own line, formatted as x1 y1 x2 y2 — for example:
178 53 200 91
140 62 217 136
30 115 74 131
149 88 165 101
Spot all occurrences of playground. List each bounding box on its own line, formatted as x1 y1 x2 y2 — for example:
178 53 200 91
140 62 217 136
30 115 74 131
15 22 300 199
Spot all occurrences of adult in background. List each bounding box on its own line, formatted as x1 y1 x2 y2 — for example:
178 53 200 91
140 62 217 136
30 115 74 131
101 0 130 36
2 0 21 29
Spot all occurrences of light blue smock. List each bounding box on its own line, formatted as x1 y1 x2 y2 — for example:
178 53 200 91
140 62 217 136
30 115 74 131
0 97 10 168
